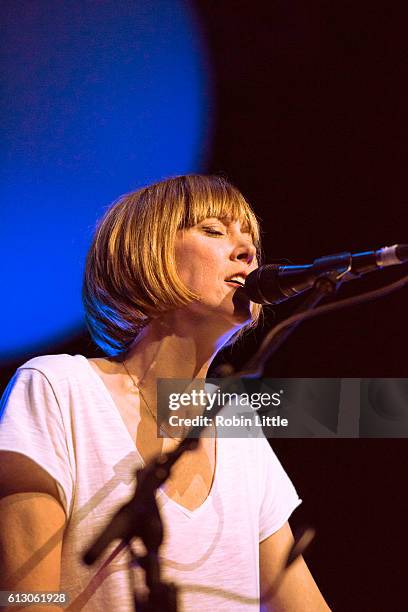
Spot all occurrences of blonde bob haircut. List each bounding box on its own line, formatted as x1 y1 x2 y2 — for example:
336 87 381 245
83 174 262 356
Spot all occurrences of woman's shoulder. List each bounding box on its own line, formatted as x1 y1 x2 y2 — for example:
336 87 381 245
1 354 106 414
17 353 91 387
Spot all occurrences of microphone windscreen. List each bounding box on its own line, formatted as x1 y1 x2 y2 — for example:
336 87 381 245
244 265 282 305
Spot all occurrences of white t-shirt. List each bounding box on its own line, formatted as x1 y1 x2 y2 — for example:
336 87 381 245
0 354 301 611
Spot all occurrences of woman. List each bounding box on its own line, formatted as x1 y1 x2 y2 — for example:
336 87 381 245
0 175 329 610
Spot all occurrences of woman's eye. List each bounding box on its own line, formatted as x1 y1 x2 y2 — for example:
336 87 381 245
202 227 225 236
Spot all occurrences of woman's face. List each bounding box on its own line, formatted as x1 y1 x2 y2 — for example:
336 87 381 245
174 217 258 328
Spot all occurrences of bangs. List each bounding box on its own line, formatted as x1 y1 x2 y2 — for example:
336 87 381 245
177 175 260 248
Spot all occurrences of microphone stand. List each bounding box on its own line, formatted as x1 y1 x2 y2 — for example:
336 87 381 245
242 273 341 377
83 271 345 611
83 436 200 611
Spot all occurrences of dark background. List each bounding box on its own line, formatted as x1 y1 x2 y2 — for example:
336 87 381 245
193 3 407 610
2 2 408 610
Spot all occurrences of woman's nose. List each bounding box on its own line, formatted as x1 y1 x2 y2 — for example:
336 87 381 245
231 241 257 266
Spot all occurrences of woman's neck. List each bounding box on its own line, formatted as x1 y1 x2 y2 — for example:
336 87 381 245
124 313 236 382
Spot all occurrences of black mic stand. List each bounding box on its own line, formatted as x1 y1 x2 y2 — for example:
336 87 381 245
83 435 201 611
83 271 345 611
242 272 341 377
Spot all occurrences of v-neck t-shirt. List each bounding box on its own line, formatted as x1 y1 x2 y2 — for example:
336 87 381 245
0 354 301 611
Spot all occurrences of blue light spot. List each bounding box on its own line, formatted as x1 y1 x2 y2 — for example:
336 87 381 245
0 0 213 359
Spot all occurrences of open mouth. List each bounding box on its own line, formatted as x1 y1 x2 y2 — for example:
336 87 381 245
225 275 246 288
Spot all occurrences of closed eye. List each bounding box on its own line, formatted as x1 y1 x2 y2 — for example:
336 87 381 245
202 227 225 236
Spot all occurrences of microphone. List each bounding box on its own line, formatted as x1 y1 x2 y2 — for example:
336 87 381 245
245 244 408 305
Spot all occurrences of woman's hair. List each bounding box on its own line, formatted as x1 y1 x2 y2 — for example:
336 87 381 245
83 174 262 356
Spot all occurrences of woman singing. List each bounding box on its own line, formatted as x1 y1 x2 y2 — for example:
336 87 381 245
0 175 329 610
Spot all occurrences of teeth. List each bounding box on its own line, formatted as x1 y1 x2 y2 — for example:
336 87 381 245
227 275 245 286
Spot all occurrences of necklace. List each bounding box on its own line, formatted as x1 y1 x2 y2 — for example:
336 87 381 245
121 360 183 441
